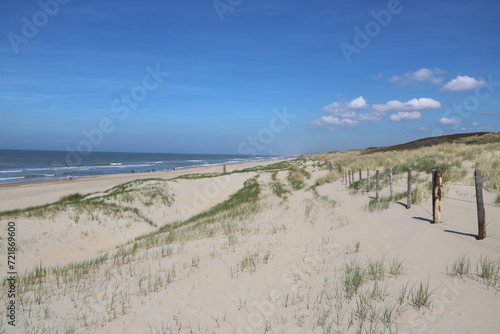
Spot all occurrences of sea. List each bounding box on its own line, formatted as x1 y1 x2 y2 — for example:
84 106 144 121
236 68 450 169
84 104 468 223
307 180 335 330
0 150 281 185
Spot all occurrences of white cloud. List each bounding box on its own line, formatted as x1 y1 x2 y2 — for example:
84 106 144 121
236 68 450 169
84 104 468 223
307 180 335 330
346 96 368 109
389 111 422 122
372 98 441 112
311 96 440 128
373 73 384 80
322 96 367 117
472 122 481 126
389 68 445 86
442 75 484 92
418 126 430 132
309 116 360 127
439 117 460 125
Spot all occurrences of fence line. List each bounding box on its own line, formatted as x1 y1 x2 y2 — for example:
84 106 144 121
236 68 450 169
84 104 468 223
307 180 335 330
334 162 498 240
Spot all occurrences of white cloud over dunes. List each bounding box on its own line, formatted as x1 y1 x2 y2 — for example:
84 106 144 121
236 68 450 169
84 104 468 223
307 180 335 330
390 69 485 93
372 98 441 112
309 116 360 127
322 96 368 116
442 75 484 92
310 96 441 127
389 68 446 86
389 111 422 122
439 117 460 125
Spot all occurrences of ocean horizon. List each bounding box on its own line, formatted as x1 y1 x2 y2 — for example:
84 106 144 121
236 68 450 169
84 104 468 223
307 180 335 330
0 149 282 185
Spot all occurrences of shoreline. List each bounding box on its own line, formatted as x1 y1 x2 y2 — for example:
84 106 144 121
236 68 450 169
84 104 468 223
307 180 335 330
0 158 287 188
0 158 291 212
0 157 288 187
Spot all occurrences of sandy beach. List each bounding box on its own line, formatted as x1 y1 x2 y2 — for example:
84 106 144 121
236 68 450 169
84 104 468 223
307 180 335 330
0 159 288 212
1 156 499 333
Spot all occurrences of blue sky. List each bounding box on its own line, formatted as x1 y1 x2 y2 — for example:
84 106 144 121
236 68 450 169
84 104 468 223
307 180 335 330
1 0 499 156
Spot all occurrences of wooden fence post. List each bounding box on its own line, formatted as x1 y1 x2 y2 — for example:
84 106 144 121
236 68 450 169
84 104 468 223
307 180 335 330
475 169 486 240
432 167 442 224
367 169 371 192
351 169 355 186
348 170 351 186
223 164 226 173
359 169 362 183
389 168 393 198
329 161 333 172
376 170 380 199
407 168 412 209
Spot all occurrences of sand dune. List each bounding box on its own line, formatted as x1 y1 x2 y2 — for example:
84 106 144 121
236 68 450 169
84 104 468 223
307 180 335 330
1 158 499 333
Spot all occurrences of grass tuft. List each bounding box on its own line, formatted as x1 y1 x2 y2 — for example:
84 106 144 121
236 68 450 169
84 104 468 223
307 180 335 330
367 257 386 281
314 171 341 187
447 254 470 277
389 256 406 276
476 256 500 285
343 260 366 299
367 192 406 212
410 280 434 310
271 181 290 199
59 193 85 202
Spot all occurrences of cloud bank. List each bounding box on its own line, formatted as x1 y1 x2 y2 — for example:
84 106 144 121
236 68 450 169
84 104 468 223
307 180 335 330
389 68 446 86
311 96 441 127
439 117 460 125
442 75 485 92
389 111 422 122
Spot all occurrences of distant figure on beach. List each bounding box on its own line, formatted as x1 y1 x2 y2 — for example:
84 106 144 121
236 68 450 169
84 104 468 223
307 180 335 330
131 170 134 173
67 175 72 180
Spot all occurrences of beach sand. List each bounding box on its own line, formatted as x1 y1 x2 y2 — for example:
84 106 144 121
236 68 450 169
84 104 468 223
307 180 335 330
1 158 499 333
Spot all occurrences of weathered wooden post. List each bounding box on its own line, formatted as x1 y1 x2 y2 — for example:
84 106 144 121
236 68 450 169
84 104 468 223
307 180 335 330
329 161 333 172
432 167 442 224
348 170 351 186
344 170 347 184
389 168 393 198
376 170 380 199
223 164 226 173
359 169 362 184
351 169 355 186
407 168 412 209
367 169 371 192
475 169 486 240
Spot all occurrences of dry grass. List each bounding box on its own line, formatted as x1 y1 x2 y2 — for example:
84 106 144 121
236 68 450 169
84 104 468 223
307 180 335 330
309 132 500 190
314 171 342 187
287 165 311 190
